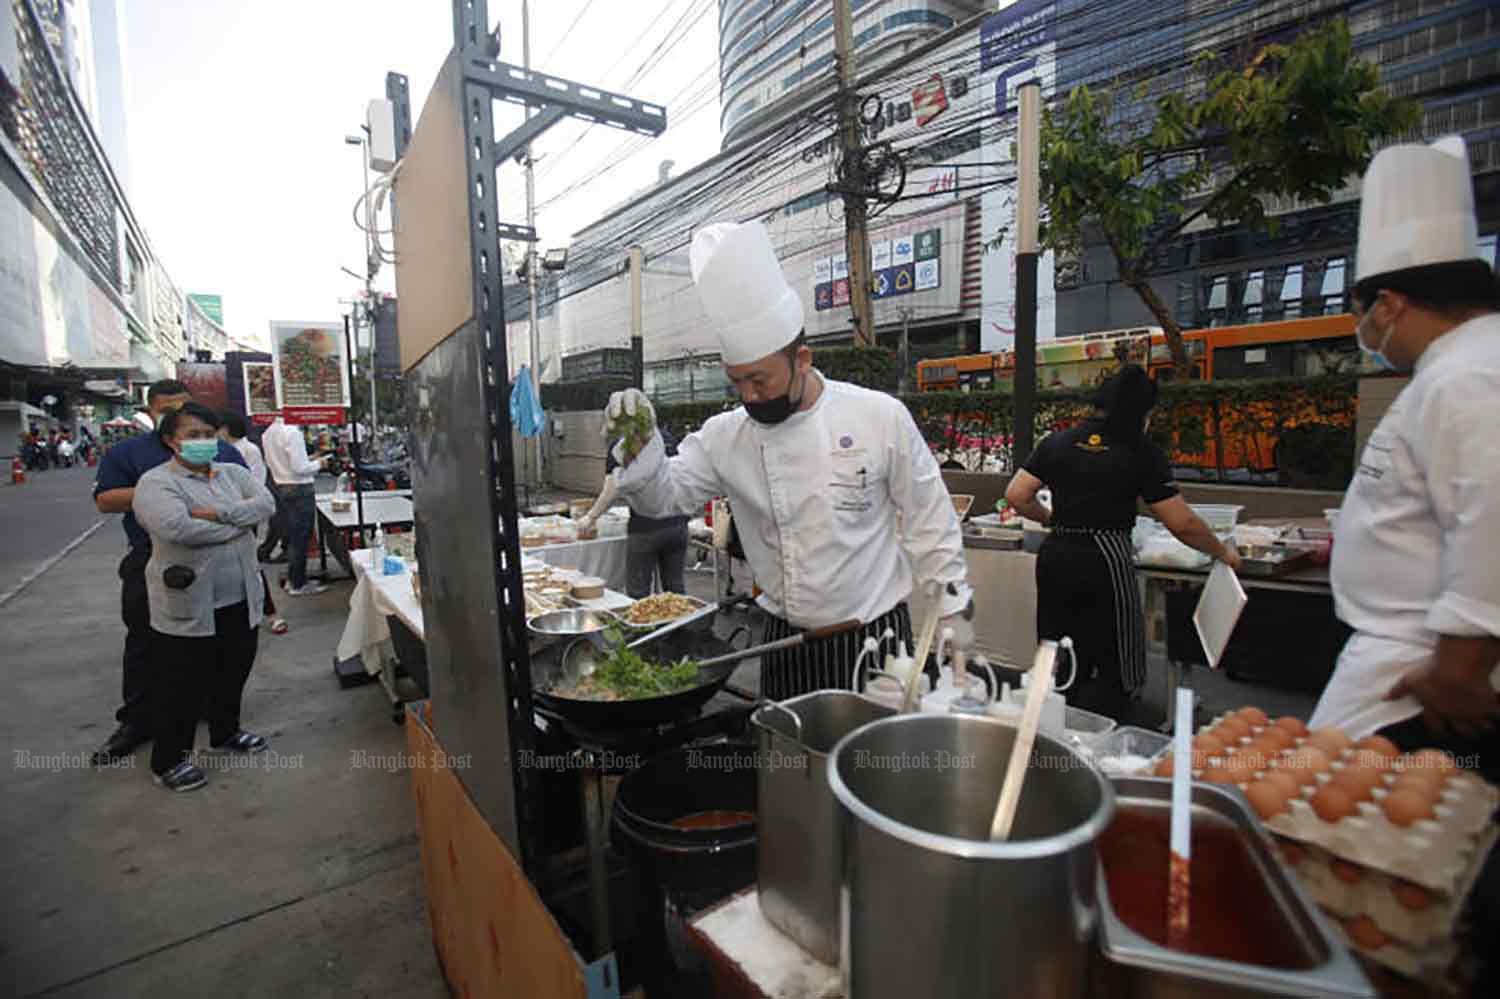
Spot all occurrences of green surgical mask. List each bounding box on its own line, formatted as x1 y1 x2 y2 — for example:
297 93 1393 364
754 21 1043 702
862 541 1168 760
179 439 219 465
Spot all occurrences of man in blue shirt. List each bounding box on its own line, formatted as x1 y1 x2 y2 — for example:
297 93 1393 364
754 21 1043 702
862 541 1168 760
91 379 246 762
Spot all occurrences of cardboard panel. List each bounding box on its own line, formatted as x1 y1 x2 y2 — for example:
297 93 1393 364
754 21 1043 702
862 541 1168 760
394 50 475 373
407 706 586 999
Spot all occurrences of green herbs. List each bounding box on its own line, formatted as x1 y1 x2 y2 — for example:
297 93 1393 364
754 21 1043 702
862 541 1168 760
569 627 701 700
608 406 655 458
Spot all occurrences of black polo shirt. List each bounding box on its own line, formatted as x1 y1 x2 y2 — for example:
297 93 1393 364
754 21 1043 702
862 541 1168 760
1023 419 1178 531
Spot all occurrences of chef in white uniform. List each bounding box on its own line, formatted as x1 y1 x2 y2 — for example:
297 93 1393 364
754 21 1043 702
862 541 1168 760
607 221 973 699
1308 137 1500 780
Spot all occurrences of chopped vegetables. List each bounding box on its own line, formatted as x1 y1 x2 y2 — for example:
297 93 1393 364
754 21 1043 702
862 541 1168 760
608 405 655 459
552 626 700 701
622 592 702 627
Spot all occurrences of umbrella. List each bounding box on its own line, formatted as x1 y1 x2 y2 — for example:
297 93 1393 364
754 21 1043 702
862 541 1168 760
510 366 545 439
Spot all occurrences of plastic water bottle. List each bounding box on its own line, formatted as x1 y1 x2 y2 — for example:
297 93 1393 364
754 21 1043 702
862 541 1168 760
370 522 385 572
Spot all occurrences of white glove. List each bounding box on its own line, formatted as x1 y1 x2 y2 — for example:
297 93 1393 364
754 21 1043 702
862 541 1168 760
604 388 655 432
939 613 976 653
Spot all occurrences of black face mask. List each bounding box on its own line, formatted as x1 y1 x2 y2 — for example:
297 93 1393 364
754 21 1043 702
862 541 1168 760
744 362 804 426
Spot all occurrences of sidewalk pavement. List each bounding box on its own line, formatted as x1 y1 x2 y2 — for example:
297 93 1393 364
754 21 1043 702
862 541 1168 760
0 527 446 998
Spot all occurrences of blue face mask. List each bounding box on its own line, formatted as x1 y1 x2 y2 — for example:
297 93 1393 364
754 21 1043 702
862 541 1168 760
1355 306 1401 372
179 439 219 465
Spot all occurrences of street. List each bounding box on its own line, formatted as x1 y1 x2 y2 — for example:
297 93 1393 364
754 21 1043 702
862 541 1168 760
0 464 110 604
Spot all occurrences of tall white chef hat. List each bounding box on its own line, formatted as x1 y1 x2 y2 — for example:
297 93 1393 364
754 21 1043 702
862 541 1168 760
690 221 804 366
1355 135 1479 284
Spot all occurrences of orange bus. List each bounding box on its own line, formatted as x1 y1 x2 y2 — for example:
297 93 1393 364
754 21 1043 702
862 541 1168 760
915 314 1364 392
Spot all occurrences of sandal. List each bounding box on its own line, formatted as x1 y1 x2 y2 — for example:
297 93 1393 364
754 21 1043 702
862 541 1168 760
269 617 289 635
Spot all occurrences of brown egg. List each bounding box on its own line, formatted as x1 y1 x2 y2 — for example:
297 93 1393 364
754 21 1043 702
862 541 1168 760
1390 771 1442 799
1331 859 1365 885
1383 788 1437 827
1306 728 1354 758
1311 785 1358 823
1257 727 1296 753
1392 881 1435 912
1346 915 1388 951
1201 766 1243 786
1194 733 1227 758
1355 735 1401 762
1237 706 1270 726
1275 716 1309 738
1261 770 1302 801
1154 755 1175 778
1229 748 1271 776
1284 746 1333 784
1246 779 1290 820
1412 748 1458 775
1329 766 1381 802
1215 717 1252 742
1352 747 1395 773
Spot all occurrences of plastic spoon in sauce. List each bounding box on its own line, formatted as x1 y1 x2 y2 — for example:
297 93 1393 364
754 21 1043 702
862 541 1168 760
1168 686 1194 951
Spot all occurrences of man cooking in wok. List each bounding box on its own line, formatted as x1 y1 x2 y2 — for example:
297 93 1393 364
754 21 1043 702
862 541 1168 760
605 220 974 700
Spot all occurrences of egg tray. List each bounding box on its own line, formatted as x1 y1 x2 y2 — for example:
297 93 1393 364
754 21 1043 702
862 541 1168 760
1176 714 1500 894
1327 914 1458 984
1278 824 1499 947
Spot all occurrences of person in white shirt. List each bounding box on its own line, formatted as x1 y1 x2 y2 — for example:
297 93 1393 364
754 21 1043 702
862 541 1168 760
260 417 332 595
607 220 973 699
220 412 287 633
1309 136 1500 783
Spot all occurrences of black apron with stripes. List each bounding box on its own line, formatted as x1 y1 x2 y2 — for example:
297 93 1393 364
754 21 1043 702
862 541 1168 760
1035 527 1147 705
760 603 914 702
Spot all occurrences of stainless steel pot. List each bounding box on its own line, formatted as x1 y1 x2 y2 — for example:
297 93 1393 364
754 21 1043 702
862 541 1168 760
752 691 895 966
829 713 1114 999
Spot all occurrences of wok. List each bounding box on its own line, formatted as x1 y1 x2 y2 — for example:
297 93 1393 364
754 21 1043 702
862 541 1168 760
531 620 752 730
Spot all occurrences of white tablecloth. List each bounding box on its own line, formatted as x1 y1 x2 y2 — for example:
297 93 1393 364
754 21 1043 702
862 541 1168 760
335 549 635 676
524 534 630 594
315 491 414 529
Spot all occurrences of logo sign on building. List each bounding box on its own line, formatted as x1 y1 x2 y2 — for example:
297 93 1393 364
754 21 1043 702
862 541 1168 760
915 259 940 292
872 240 892 272
832 252 849 281
893 264 915 294
915 228 941 262
270 320 350 425
373 296 402 381
979 1 1058 350
189 293 224 326
831 278 851 308
871 269 895 300
814 257 832 284
912 74 949 126
892 237 915 267
242 362 279 426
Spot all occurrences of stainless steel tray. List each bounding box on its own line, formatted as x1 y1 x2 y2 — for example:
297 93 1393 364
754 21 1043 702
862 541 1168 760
1235 546 1314 577
1096 777 1375 999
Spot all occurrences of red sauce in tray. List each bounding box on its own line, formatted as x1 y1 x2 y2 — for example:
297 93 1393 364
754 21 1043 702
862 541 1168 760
669 810 754 831
1099 808 1315 969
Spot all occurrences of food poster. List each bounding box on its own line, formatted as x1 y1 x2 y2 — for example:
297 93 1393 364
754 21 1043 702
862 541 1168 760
270 321 349 425
242 362 279 426
176 362 229 412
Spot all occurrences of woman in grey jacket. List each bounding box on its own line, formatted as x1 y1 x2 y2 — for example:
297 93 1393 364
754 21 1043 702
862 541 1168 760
133 403 277 791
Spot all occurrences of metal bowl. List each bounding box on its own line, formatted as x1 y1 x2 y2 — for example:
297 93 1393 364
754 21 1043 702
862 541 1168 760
527 607 621 636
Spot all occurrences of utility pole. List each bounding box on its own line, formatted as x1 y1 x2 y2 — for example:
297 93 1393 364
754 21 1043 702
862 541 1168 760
899 308 911 394
1013 81 1042 469
831 0 874 347
522 0 543 490
628 245 644 390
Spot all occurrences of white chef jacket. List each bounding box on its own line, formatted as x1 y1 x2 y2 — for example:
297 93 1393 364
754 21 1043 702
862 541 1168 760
614 373 971 629
262 420 324 486
1310 314 1500 736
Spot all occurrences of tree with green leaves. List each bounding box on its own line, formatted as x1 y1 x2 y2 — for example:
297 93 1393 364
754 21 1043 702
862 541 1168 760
1039 19 1417 375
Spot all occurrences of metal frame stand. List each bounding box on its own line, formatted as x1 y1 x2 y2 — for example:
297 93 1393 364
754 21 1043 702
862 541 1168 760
414 0 667 978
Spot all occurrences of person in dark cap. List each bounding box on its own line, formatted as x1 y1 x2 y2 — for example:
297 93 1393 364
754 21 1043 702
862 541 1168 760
1005 365 1238 721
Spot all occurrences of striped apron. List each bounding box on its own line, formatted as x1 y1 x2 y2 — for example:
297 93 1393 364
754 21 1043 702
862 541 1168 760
1037 526 1147 703
760 603 914 702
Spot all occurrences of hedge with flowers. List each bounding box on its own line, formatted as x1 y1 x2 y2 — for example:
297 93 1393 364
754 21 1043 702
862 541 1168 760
655 372 1360 489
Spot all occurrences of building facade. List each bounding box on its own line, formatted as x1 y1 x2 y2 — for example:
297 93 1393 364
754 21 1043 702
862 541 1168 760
720 0 987 146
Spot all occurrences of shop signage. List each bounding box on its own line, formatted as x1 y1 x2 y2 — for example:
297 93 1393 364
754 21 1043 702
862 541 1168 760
242 362 279 426
801 71 972 162
270 320 350 426
814 227 944 310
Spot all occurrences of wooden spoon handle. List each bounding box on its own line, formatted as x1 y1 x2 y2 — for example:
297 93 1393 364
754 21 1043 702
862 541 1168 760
990 642 1057 841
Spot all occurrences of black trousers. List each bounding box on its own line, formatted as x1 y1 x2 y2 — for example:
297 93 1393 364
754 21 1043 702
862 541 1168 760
761 603 913 702
1035 530 1146 722
625 522 689 599
149 602 259 775
118 545 153 731
258 476 288 559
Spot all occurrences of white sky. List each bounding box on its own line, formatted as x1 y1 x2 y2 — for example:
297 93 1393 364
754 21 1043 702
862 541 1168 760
122 0 722 351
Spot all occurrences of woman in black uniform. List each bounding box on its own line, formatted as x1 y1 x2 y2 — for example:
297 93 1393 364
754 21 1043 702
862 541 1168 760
1004 366 1239 721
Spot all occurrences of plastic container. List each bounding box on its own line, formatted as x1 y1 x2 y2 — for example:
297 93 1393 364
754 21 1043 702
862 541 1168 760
1190 503 1245 532
1088 726 1170 778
